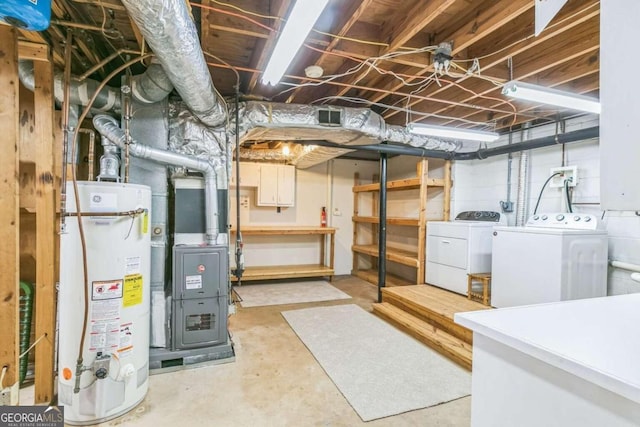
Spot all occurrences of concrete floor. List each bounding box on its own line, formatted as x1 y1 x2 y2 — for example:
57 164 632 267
98 276 471 426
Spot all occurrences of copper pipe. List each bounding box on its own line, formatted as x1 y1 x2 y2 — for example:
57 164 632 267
50 19 120 34
77 49 142 81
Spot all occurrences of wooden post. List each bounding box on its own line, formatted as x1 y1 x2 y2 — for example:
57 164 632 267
0 25 21 389
34 54 56 404
417 159 429 284
443 160 452 221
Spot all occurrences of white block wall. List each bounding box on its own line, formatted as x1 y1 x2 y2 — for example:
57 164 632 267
452 115 640 295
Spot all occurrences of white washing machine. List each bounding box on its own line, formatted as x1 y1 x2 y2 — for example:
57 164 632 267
426 211 503 295
491 213 608 308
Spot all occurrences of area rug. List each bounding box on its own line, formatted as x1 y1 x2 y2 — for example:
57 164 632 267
282 304 470 421
234 280 351 308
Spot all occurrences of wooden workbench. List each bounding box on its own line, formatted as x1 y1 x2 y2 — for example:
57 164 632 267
230 226 336 282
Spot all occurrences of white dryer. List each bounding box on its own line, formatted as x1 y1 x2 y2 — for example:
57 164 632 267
426 211 503 295
491 213 608 308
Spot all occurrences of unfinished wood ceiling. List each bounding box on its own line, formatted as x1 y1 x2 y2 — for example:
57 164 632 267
33 0 599 133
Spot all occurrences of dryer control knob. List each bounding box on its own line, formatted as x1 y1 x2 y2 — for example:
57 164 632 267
556 214 565 221
533 215 539 220
541 215 548 220
584 216 592 222
574 216 581 221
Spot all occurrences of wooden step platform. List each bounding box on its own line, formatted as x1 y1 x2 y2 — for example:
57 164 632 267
373 302 473 370
372 284 491 370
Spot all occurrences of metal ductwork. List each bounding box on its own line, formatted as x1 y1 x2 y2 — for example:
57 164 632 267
237 102 461 168
18 58 175 111
18 60 122 112
130 59 174 104
93 115 219 245
121 0 227 128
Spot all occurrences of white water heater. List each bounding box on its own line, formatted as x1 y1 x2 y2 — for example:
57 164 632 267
58 181 151 425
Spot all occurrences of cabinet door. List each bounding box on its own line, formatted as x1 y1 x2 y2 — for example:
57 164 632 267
257 164 278 206
231 162 260 187
277 165 295 206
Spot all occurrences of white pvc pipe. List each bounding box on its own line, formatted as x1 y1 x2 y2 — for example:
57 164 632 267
610 260 640 273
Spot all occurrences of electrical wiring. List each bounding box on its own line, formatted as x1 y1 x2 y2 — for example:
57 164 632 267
0 366 6 389
190 0 390 48
190 3 276 33
19 334 47 359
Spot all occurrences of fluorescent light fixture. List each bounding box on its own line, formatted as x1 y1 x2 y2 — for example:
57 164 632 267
408 123 499 142
502 80 601 114
261 0 329 85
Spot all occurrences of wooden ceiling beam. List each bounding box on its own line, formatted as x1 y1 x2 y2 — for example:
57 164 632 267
382 3 600 121
325 0 533 106
381 0 458 52
325 0 465 100
285 0 376 103
399 35 599 128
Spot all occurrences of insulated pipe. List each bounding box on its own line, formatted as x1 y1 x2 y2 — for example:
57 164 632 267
18 60 121 113
93 115 219 244
121 0 227 127
294 126 599 161
297 140 454 159
130 59 174 104
377 151 388 303
453 127 599 160
18 58 175 111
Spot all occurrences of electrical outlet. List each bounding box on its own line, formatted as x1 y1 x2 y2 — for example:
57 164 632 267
1 383 17 406
1 387 11 406
549 166 578 188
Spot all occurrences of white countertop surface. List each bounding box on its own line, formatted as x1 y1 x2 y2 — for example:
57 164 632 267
455 294 640 403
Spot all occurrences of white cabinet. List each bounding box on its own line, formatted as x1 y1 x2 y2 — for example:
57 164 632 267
230 162 260 187
277 165 295 206
257 164 295 207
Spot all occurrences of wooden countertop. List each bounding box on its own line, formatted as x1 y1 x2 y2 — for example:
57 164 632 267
230 226 336 235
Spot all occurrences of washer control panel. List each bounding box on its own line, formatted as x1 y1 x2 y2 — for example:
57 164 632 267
526 213 600 230
455 211 501 222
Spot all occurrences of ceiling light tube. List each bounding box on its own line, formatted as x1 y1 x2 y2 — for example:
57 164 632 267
261 0 329 86
502 80 601 114
408 123 500 142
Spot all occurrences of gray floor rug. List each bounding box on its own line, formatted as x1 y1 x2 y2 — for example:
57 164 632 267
282 304 471 422
234 280 351 307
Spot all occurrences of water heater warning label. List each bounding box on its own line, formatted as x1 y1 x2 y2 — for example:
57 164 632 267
92 279 123 300
124 274 143 307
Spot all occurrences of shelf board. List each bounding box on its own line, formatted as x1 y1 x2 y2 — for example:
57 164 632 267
352 244 419 268
354 269 415 287
352 216 420 226
353 177 444 193
230 226 336 236
231 264 334 281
